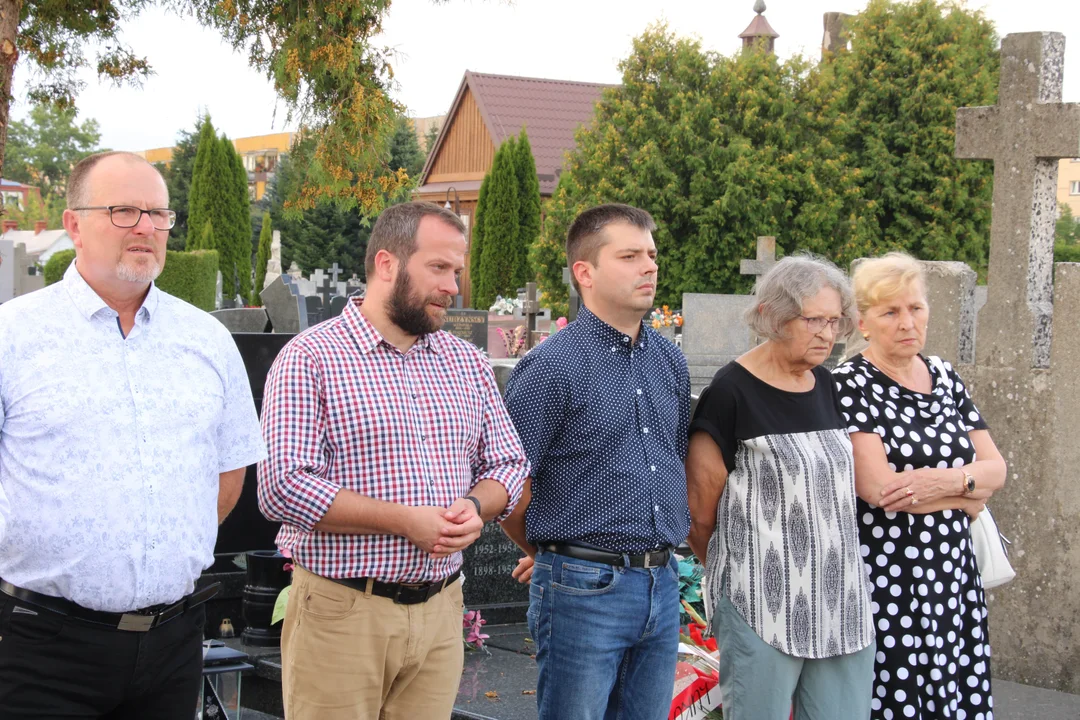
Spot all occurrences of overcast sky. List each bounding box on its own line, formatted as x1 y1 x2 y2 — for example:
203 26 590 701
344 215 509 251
10 0 1077 151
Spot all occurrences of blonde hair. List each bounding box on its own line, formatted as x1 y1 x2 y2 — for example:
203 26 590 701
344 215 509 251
852 252 926 314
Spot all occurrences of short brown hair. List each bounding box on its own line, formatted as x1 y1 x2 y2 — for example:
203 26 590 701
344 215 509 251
67 151 163 209
365 201 466 277
565 203 656 292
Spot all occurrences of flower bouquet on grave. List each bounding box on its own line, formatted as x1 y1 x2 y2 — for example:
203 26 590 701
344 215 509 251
462 608 490 652
670 600 723 720
489 295 523 316
497 325 528 358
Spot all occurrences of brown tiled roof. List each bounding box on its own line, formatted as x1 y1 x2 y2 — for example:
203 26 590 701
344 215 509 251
419 71 614 195
739 14 779 39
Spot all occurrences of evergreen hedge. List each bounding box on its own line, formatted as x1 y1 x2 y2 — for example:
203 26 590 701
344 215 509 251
43 249 76 285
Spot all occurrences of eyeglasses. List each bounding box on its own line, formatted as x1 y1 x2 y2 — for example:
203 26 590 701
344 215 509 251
72 205 177 230
799 315 854 335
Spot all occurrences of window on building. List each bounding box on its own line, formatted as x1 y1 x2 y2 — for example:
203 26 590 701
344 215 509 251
1071 181 1080 195
264 154 278 172
244 155 256 172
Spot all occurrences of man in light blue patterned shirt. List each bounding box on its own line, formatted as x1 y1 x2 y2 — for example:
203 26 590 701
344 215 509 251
0 151 266 719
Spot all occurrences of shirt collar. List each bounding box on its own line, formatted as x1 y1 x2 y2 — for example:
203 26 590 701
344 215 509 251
62 260 158 323
577 304 650 351
343 297 441 355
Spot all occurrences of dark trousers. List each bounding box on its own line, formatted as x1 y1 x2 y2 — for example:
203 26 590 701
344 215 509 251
0 591 205 719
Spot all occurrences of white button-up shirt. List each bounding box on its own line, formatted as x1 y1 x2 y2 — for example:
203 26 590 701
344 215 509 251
0 262 266 612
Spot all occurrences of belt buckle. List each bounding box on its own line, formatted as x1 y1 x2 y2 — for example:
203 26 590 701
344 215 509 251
643 552 655 569
117 613 155 632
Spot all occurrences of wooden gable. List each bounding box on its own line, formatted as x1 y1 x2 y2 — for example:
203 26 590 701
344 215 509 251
426 87 496 184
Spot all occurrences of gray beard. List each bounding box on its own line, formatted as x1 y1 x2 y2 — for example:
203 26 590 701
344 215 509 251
116 257 162 284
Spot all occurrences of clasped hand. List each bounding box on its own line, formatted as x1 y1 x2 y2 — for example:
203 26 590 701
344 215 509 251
407 498 484 558
878 468 958 512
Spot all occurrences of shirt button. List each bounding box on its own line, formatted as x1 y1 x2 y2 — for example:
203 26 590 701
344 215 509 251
651 466 657 472
623 336 630 343
654 505 660 512
642 427 649 434
611 346 616 352
421 435 427 441
636 389 642 395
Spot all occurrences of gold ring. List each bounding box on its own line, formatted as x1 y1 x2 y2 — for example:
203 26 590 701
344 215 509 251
911 496 919 506
905 488 914 497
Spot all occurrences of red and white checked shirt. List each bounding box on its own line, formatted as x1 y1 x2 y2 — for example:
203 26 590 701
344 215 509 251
257 298 529 583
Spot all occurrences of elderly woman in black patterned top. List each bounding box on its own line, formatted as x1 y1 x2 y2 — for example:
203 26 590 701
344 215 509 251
833 252 1007 720
686 253 875 720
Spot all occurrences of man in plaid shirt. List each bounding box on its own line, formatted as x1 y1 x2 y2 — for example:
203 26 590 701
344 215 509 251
258 202 528 719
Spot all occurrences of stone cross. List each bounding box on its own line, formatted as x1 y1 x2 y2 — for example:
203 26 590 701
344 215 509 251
523 282 540 348
955 32 1080 369
329 262 342 285
316 272 334 320
739 236 777 281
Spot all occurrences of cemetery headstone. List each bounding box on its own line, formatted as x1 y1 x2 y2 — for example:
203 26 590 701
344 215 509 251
305 295 324 328
461 522 529 625
260 275 308 333
287 261 302 281
329 294 349 319
263 230 282 290
443 309 489 352
211 308 271 333
563 267 581 322
215 270 223 310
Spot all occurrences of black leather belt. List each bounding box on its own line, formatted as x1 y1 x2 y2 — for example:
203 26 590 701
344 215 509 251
541 542 672 569
330 570 460 605
0 579 220 633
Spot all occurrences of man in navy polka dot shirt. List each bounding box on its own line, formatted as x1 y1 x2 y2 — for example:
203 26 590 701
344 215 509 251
502 204 691 720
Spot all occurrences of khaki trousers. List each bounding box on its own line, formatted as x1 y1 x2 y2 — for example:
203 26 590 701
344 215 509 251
282 565 465 720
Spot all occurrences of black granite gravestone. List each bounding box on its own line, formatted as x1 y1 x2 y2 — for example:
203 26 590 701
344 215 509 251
461 522 529 624
443 309 489 352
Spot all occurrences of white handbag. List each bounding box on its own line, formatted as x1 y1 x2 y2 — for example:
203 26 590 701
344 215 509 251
970 507 1016 589
926 355 1016 589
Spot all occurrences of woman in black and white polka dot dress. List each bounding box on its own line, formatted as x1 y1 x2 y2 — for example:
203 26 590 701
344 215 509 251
833 253 1008 720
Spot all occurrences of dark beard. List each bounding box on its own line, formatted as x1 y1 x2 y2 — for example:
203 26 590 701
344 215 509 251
386 266 448 337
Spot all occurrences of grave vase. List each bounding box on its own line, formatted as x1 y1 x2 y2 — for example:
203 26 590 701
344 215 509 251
241 550 291 648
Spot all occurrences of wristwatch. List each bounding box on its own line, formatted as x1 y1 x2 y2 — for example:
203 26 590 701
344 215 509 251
962 472 976 495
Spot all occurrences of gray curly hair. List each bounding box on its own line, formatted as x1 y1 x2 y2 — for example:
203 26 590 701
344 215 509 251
744 252 857 341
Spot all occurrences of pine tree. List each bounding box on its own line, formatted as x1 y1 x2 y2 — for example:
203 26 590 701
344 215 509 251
224 136 253 302
474 138 520 310
187 117 231 253
469 172 491 305
253 212 272 305
514 128 541 292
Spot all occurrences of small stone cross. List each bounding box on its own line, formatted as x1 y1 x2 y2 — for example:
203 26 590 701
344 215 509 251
955 32 1080 369
316 271 334 315
329 262 342 286
740 236 777 281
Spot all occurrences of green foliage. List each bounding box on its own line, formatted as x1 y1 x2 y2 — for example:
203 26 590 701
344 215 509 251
514 128 541 291
1056 204 1080 246
1055 243 1080 263
538 25 863 308
253 212 273 305
187 117 228 251
424 122 441 157
474 137 520 310
155 250 220 312
813 0 999 271
3 189 63 230
187 0 411 214
389 115 426 187
267 147 368 278
43 248 76 285
223 135 253 301
470 171 492 303
10 1 151 111
4 103 101 198
159 116 204 251
538 5 1000 308
192 219 215 252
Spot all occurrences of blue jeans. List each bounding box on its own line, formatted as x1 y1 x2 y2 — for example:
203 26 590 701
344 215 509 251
714 595 876 720
527 549 680 720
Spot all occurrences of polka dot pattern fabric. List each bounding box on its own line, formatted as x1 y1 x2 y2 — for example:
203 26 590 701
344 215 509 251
833 354 994 720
